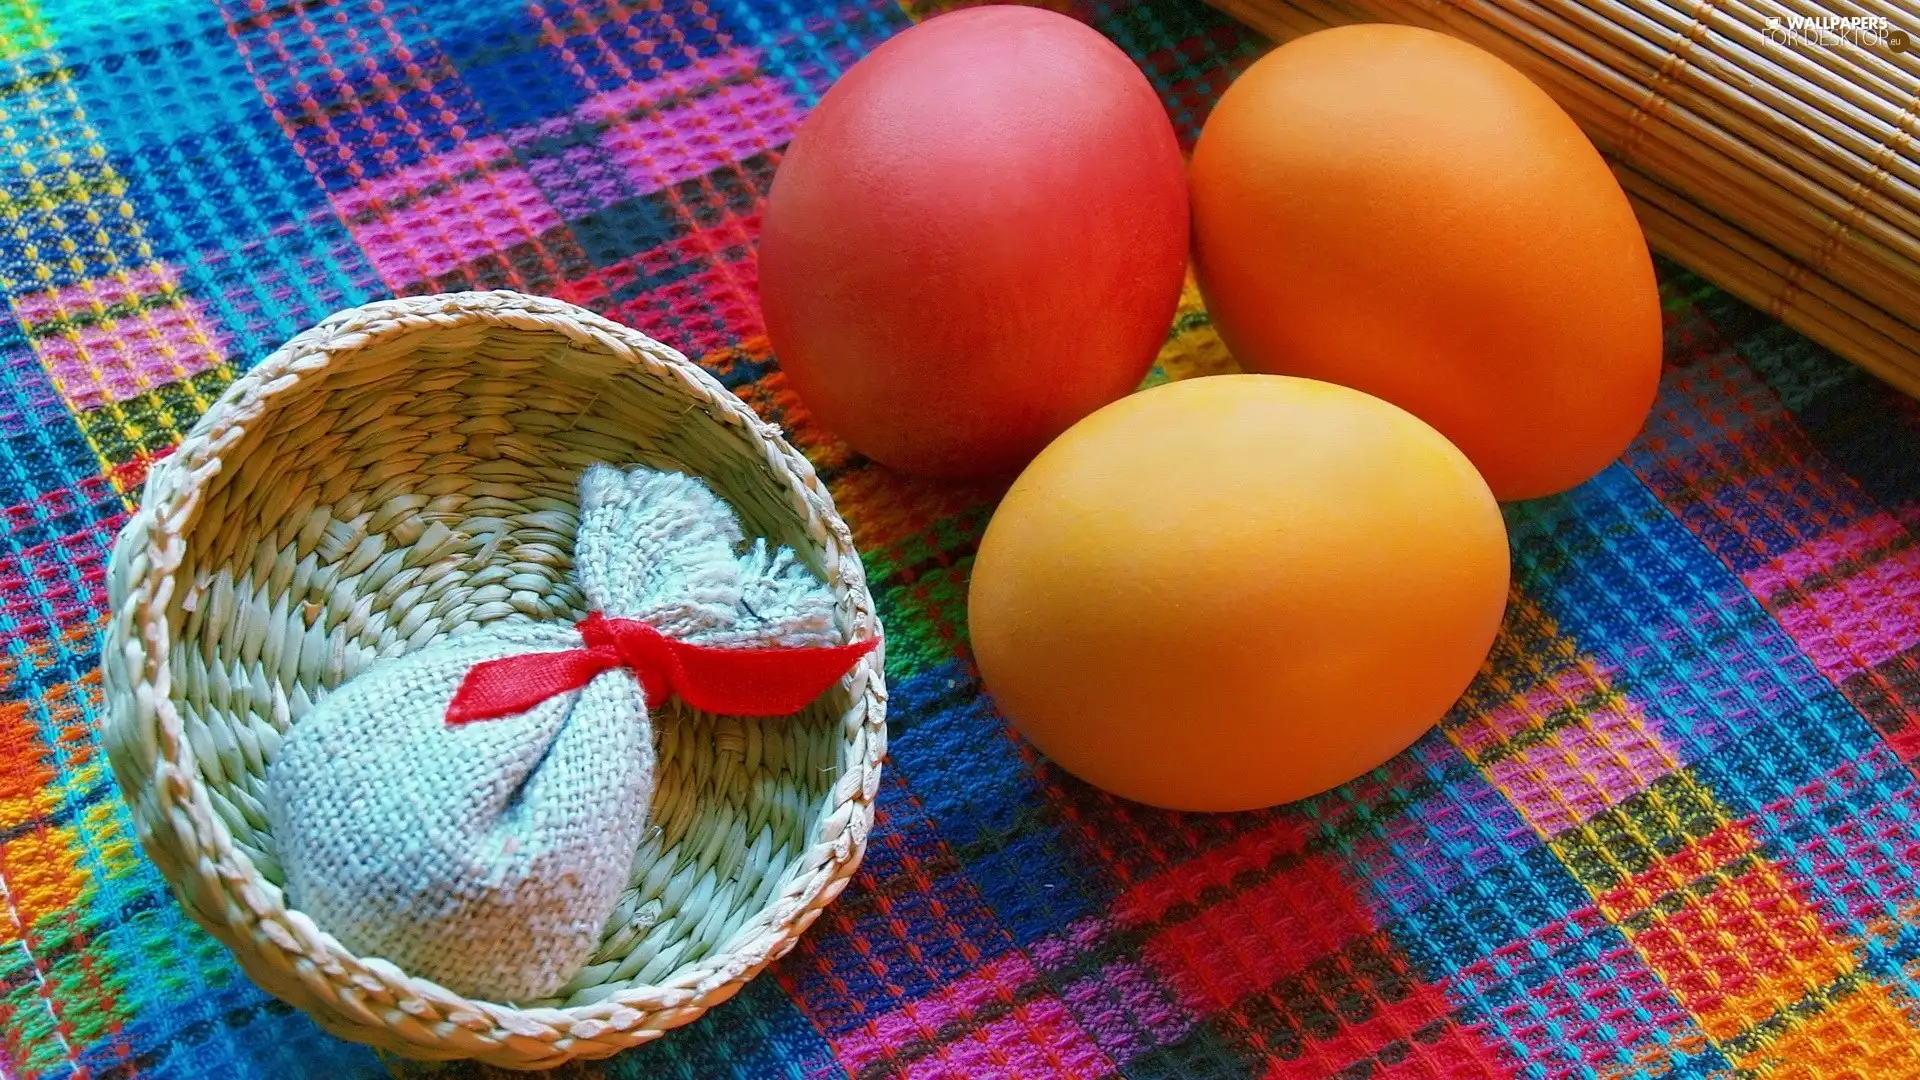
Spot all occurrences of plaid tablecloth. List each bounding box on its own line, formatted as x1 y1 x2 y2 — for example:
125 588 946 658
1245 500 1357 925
4 0 1920 1076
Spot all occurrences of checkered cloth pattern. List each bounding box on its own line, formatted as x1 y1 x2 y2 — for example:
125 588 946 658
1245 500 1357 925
3 0 1919 1076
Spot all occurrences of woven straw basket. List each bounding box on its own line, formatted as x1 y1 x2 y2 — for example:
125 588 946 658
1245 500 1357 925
100 291 886 1068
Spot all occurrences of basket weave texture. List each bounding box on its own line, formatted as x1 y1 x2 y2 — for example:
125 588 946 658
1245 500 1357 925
99 290 887 1068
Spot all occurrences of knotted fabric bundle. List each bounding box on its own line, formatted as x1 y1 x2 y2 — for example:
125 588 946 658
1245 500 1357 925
265 464 871 1002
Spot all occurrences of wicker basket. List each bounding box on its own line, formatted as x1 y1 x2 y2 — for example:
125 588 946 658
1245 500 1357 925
100 291 886 1068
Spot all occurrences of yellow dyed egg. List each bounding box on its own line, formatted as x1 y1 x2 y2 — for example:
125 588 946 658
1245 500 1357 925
967 375 1510 811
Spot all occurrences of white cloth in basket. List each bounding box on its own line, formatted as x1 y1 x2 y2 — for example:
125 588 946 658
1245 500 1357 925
265 464 857 1002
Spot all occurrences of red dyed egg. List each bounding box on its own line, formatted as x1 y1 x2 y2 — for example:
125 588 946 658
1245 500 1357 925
756 6 1190 477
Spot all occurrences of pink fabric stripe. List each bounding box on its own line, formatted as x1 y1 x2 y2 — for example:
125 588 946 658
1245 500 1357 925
507 50 779 219
338 158 562 287
1743 511 1908 601
1453 664 1611 758
18 268 230 411
1485 692 1678 836
896 997 1113 1080
1455 665 1677 836
830 953 1115 1079
1759 514 1920 680
13 266 178 321
1056 958 1195 1059
602 76 803 196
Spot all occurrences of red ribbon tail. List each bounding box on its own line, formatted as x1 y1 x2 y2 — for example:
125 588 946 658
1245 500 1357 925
445 648 623 725
669 637 877 717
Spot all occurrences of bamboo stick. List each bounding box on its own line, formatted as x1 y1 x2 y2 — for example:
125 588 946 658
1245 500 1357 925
1627 175 1920 395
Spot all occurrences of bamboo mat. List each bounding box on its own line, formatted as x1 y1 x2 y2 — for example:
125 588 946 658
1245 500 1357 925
1206 0 1920 397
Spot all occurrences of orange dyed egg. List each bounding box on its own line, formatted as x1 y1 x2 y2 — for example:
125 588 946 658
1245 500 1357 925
1191 25 1661 501
967 375 1510 811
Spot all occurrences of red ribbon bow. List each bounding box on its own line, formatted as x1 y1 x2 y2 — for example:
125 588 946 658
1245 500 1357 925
445 612 876 725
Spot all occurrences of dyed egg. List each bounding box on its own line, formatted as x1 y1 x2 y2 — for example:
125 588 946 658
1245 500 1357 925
967 375 1509 812
1191 25 1661 500
757 6 1189 477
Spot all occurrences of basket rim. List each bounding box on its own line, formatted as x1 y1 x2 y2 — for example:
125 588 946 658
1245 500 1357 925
101 290 886 1059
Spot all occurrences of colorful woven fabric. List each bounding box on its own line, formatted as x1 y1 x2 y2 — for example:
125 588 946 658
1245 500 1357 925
2 0 1919 1076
